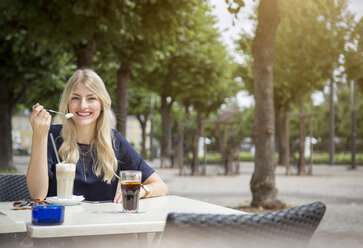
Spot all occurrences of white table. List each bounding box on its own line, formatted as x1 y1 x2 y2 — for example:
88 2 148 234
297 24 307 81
0 211 27 234
0 195 245 238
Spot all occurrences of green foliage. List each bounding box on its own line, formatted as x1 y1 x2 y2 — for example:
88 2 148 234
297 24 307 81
99 0 191 75
152 110 162 141
25 0 137 54
203 151 363 165
128 86 152 118
345 17 363 92
274 0 351 107
312 84 363 152
235 0 352 104
234 0 358 156
203 152 254 164
0 0 65 111
234 31 254 94
311 152 363 165
134 1 240 127
233 106 254 139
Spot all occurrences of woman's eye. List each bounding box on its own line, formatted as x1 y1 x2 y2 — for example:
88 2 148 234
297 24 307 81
88 97 97 101
71 97 80 100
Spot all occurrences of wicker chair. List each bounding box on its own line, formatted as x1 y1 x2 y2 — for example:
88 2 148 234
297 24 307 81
0 174 30 201
0 175 31 248
160 201 326 248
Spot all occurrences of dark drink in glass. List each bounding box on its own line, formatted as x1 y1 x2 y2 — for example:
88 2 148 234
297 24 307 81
121 182 141 211
120 171 142 213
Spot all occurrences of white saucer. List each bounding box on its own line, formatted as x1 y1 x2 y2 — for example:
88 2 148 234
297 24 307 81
46 195 85 206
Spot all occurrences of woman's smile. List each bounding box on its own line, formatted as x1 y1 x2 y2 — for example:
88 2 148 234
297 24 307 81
76 111 93 117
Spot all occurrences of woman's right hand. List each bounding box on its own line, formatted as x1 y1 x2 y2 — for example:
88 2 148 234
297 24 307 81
29 103 51 136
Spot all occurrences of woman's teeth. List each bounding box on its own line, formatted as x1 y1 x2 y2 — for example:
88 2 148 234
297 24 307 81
77 112 91 116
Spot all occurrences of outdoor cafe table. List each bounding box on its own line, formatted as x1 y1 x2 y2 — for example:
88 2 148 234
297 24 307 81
0 195 245 238
0 210 27 234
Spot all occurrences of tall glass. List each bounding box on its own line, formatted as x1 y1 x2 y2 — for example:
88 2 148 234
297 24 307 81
56 163 76 199
120 171 142 213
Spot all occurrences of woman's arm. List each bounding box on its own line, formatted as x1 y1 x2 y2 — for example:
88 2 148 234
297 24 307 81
26 103 51 200
112 131 168 203
140 172 168 198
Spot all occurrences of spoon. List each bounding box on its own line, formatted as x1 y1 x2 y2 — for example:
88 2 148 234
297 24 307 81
46 109 73 119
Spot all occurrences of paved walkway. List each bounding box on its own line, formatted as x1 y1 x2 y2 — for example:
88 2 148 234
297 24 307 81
14 156 363 248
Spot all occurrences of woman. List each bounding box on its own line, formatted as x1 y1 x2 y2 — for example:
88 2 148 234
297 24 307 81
27 68 168 202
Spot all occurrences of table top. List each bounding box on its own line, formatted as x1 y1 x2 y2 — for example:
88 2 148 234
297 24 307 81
0 210 27 234
0 195 245 238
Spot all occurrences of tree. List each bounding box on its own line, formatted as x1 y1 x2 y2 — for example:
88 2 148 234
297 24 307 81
95 1 201 137
137 1 234 168
312 84 363 153
273 0 351 172
186 78 239 176
0 2 62 171
345 18 363 90
249 0 282 208
226 0 282 208
344 17 363 169
128 86 152 159
5 0 141 139
42 0 137 68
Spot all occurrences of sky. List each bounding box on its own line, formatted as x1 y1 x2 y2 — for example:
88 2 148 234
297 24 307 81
209 0 363 107
210 0 363 53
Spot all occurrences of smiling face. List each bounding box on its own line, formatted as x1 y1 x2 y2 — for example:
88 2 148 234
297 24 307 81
68 83 102 130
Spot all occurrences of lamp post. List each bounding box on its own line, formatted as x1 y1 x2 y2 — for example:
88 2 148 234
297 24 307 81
350 79 356 170
329 78 335 165
149 95 155 161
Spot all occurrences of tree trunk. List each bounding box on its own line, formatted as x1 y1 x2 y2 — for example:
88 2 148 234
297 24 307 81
223 126 234 175
201 124 207 176
0 83 16 171
285 113 290 175
116 63 130 137
73 37 97 68
224 150 234 175
176 121 184 176
160 95 172 168
225 126 242 175
250 0 282 209
277 104 290 167
215 124 227 169
137 115 147 159
191 112 202 176
191 130 199 176
224 142 234 176
275 102 282 165
298 95 306 175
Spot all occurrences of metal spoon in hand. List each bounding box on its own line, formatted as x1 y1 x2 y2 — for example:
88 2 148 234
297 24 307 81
46 109 73 119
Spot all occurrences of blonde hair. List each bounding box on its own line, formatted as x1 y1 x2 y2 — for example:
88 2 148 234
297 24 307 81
58 69 117 183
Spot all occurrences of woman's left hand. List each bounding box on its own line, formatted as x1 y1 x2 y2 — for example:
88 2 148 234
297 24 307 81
113 189 122 203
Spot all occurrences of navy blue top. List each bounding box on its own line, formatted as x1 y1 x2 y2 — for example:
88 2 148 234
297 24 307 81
47 124 155 201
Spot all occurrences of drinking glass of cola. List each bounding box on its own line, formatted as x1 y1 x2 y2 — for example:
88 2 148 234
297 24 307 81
120 170 142 213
